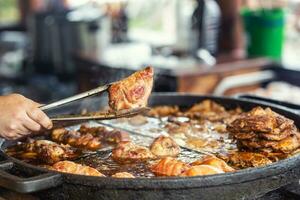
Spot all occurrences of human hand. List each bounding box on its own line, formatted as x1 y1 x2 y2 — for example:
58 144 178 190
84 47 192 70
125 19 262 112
0 94 53 140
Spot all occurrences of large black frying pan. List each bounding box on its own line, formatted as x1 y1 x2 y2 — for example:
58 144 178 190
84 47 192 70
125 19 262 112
0 93 300 200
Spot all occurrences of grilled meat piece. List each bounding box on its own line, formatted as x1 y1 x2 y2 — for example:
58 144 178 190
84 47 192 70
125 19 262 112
184 100 229 121
52 126 130 150
239 134 300 153
79 124 107 136
112 141 155 163
228 107 295 134
52 161 105 176
224 152 272 169
164 122 191 138
147 106 180 118
151 157 189 176
6 140 80 164
52 128 102 151
108 67 154 111
191 155 234 172
111 172 135 178
150 136 180 158
181 165 224 176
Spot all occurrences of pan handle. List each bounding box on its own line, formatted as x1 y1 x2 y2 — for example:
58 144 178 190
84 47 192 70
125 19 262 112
0 160 62 193
237 95 300 115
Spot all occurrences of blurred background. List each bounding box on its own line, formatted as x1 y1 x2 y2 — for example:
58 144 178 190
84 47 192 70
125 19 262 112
0 0 300 105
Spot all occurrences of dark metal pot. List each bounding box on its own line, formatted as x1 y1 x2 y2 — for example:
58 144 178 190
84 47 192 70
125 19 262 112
0 93 300 200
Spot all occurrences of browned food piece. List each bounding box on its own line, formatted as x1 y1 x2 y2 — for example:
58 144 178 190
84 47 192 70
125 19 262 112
79 124 130 143
79 124 107 136
184 100 229 121
259 127 296 141
191 155 235 172
228 107 295 134
147 106 180 117
181 165 224 177
6 140 81 164
128 115 148 126
151 157 189 176
239 134 300 153
101 130 131 144
164 122 191 138
233 132 257 140
111 172 135 178
150 136 180 158
112 141 155 163
52 126 130 150
234 130 292 141
52 128 102 151
52 161 105 177
108 66 154 111
225 152 272 169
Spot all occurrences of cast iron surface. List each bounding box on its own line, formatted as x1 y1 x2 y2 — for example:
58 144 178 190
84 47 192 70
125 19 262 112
1 93 300 200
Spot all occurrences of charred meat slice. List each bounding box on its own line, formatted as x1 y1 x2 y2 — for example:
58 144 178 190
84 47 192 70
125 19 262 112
151 157 189 176
191 155 234 172
111 172 135 178
52 161 105 176
108 66 154 111
150 136 180 158
112 141 155 163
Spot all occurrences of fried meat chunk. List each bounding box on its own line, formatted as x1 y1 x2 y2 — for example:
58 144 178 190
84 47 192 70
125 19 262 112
240 134 300 153
228 107 295 134
184 100 229 121
6 140 80 164
52 126 130 150
108 66 154 111
111 172 135 178
181 165 224 176
52 161 105 176
191 155 234 172
112 141 155 163
147 106 180 117
224 152 272 169
150 136 180 158
151 157 189 176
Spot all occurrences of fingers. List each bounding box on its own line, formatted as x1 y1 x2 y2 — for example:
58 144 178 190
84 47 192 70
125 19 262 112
22 115 42 132
27 107 53 130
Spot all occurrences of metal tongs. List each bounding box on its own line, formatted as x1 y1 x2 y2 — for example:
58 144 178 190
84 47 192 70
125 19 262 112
39 84 150 122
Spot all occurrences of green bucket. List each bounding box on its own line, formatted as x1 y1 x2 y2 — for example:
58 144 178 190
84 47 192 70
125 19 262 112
241 8 285 60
